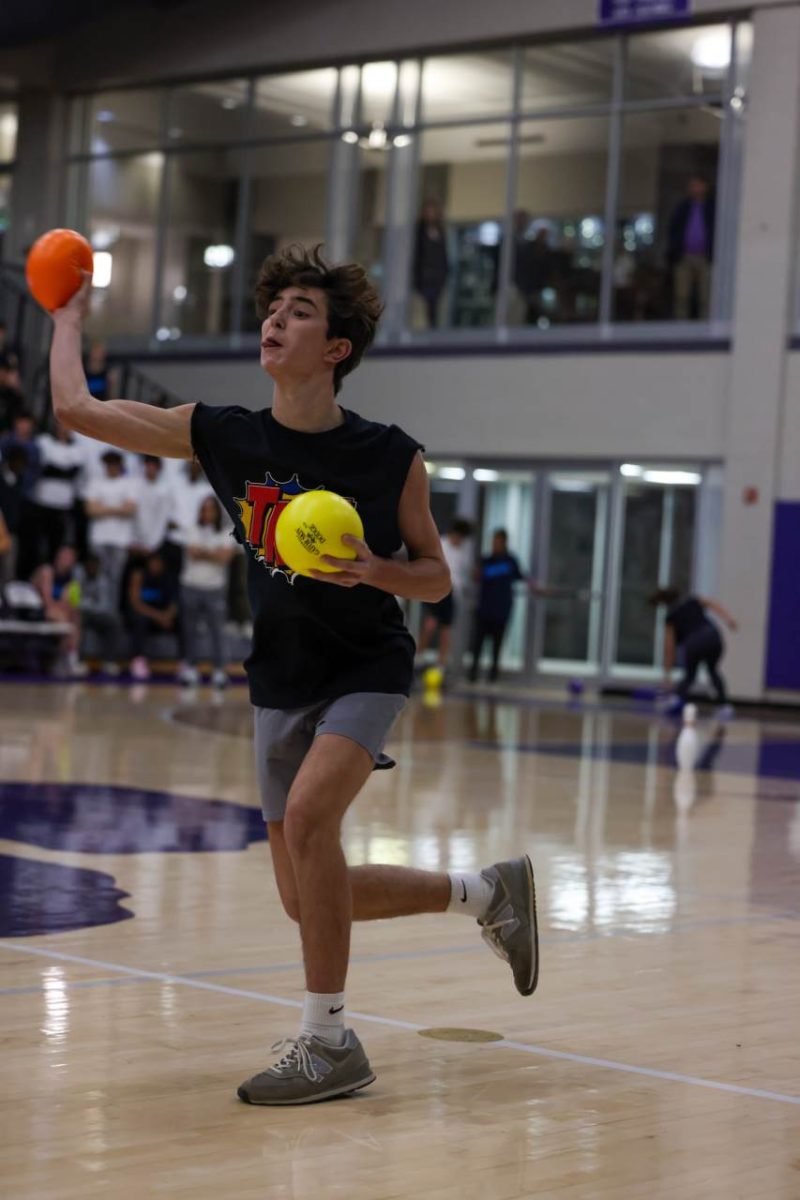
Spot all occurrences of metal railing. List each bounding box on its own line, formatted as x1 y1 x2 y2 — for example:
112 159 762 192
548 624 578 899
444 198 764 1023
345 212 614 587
0 259 187 423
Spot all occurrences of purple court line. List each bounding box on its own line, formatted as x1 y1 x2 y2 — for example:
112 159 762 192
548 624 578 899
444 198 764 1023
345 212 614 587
1 940 799 1108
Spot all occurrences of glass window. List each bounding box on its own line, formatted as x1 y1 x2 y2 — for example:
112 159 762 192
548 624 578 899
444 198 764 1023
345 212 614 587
159 149 244 338
0 103 18 162
521 40 615 111
510 116 609 327
360 61 398 127
166 80 250 144
85 153 163 337
354 146 389 291
420 52 513 123
242 140 330 332
625 24 732 101
411 124 509 331
87 90 164 153
251 69 337 138
615 107 720 322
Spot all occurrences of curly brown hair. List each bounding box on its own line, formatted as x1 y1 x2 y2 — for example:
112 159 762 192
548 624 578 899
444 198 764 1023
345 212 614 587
254 244 383 394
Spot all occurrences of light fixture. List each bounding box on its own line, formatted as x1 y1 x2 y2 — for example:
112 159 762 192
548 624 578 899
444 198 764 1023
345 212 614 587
91 225 119 251
473 468 499 482
621 463 701 485
96 109 115 123
438 466 466 481
203 243 235 268
221 96 239 110
642 470 701 485
92 251 113 289
367 122 387 150
691 29 731 72
341 130 359 145
477 222 501 247
156 327 171 341
393 133 412 148
173 285 187 302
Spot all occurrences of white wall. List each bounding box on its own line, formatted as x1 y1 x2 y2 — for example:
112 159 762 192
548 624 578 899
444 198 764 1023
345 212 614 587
137 350 729 461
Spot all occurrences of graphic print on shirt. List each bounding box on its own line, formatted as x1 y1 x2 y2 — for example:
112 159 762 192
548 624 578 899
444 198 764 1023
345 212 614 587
235 471 356 584
234 472 313 582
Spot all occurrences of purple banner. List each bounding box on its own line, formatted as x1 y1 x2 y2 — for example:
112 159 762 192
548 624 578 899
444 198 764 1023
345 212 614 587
598 0 690 26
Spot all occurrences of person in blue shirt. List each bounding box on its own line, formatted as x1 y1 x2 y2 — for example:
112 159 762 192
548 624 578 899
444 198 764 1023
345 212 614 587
469 528 545 683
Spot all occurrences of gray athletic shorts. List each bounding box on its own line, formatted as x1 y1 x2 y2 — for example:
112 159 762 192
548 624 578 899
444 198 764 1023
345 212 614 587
253 692 407 822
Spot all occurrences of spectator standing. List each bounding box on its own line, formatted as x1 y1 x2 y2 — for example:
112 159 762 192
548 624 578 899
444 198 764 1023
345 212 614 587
84 450 138 604
668 175 715 320
469 528 546 683
163 459 214 576
130 454 173 555
416 518 473 675
412 199 449 329
179 495 235 688
19 423 83 579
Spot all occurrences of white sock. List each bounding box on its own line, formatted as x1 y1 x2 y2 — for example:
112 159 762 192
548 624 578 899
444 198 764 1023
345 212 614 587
300 991 346 1046
447 871 494 919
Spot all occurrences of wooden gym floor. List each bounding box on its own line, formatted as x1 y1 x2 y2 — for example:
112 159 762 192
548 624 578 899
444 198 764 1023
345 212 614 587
0 680 798 1199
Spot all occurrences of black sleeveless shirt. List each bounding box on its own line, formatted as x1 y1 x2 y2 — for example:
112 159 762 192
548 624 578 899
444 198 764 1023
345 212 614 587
190 403 423 708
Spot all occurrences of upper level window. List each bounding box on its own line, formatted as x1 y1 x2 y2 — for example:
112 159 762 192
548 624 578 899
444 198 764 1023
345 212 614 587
625 24 732 100
420 52 514 122
521 40 615 111
252 69 338 137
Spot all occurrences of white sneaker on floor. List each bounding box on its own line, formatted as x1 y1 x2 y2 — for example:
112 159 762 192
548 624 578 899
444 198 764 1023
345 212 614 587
102 661 121 677
179 665 200 687
130 656 150 681
211 669 228 690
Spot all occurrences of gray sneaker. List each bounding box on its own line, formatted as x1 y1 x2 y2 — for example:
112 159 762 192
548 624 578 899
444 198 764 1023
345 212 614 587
237 1029 376 1106
478 855 539 996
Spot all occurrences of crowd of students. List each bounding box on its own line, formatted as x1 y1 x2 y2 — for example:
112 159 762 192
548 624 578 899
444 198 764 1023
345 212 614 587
0 346 245 682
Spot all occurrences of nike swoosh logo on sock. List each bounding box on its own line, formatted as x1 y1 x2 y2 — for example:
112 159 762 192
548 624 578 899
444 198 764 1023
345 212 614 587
460 880 467 902
328 1005 344 1014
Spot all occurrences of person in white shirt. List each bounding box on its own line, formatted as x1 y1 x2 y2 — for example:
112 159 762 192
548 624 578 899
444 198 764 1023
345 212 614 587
18 423 83 579
179 495 235 688
84 450 138 604
163 458 214 577
130 455 172 554
416 518 473 673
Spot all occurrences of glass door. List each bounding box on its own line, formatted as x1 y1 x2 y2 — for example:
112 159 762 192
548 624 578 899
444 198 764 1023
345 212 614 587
612 464 701 674
535 471 610 675
474 468 536 673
